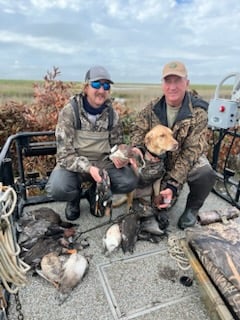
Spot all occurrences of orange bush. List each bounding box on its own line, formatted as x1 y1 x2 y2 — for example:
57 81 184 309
24 66 73 131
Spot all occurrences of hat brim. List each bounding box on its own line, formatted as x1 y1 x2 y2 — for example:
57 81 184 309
163 72 186 78
89 77 114 84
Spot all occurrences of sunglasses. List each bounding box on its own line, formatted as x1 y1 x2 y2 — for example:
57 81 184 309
90 81 111 91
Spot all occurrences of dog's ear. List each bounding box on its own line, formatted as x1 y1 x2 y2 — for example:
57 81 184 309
144 136 149 145
144 132 152 145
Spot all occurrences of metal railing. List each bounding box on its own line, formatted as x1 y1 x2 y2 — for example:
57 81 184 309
0 131 56 216
210 127 240 209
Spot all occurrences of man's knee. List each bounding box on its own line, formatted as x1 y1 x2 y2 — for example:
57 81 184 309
186 164 217 208
188 164 216 186
199 165 216 187
45 168 80 201
46 178 71 200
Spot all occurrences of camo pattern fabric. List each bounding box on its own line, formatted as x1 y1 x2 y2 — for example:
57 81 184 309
55 93 123 173
186 221 240 319
130 92 209 193
138 159 165 187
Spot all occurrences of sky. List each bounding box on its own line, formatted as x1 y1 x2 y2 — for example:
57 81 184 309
0 0 240 84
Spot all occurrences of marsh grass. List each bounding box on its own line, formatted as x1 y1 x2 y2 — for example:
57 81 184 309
0 79 42 103
0 80 232 110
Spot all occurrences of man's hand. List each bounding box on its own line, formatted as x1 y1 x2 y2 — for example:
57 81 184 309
111 157 129 169
89 166 102 183
155 188 173 209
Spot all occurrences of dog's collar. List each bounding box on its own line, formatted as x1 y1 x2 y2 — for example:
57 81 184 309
144 145 166 160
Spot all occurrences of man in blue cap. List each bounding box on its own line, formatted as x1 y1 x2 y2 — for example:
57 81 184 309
46 66 138 220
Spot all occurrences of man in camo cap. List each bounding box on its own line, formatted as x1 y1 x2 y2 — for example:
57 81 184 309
131 61 216 230
46 65 138 220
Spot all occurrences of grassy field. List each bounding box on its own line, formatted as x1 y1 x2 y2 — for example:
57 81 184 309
0 79 37 103
111 83 219 112
0 79 232 111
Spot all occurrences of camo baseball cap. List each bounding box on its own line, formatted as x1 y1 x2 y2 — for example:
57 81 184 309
162 61 187 78
85 65 114 84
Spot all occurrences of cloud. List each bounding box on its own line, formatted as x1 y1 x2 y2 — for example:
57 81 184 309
0 0 83 13
0 30 77 54
104 0 175 21
30 0 81 10
0 0 239 83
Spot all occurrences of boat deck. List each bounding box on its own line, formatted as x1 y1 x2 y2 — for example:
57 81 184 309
7 185 233 320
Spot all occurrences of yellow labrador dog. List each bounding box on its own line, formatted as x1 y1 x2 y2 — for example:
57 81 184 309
112 124 178 210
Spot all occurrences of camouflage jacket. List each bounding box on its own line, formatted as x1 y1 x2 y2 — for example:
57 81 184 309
131 92 209 193
55 93 124 173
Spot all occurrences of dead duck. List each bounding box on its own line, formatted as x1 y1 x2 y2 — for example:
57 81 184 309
139 215 165 236
19 221 76 251
120 213 141 254
28 207 76 228
37 250 89 304
58 252 89 305
17 208 77 251
58 252 89 294
18 218 53 249
37 252 65 288
38 247 90 290
20 207 76 228
102 223 122 255
20 235 71 269
37 250 77 288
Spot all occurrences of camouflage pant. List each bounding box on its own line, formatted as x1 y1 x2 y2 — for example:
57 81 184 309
45 163 138 202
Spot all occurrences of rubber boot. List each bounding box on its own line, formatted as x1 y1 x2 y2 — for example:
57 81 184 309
177 207 198 230
65 194 81 221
